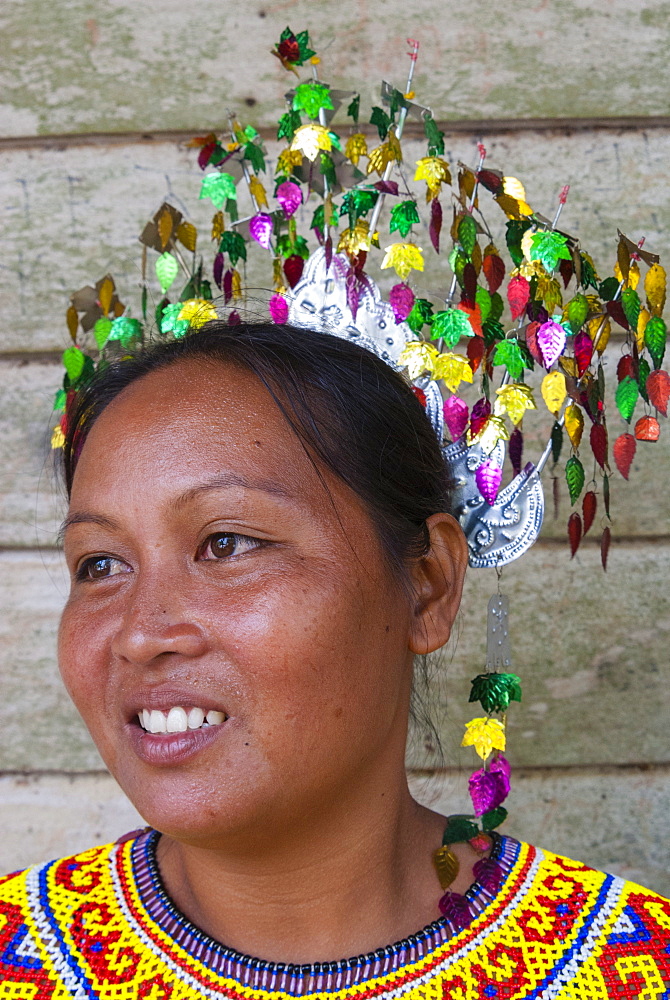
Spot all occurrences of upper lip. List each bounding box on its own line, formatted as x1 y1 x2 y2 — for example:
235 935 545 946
124 687 229 723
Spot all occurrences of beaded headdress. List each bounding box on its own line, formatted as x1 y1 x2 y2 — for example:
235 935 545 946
52 29 669 859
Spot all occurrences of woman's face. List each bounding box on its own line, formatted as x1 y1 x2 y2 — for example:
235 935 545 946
59 358 429 846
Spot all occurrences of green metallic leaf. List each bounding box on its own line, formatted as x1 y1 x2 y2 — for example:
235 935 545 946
390 199 420 238
430 308 474 347
347 94 360 122
565 454 585 504
199 172 237 208
108 316 141 347
93 316 112 350
469 672 522 713
566 293 589 333
369 106 391 140
644 315 667 369
62 346 85 381
293 81 333 118
458 214 478 258
482 807 508 832
638 357 651 401
615 375 639 422
159 302 183 334
406 298 434 334
482 318 505 346
243 142 266 173
442 815 479 844
53 388 67 413
155 252 179 292
551 420 563 464
492 337 526 379
579 254 599 290
294 29 315 63
339 189 378 229
489 292 504 322
277 110 302 142
599 276 620 301
219 231 247 266
529 230 572 271
476 286 492 324
505 220 531 267
424 116 445 157
622 287 641 331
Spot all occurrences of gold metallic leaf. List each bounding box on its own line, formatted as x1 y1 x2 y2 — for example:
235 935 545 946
558 356 578 378
541 371 567 416
337 220 372 256
433 352 474 392
433 845 459 890
636 307 650 351
177 298 218 329
66 304 78 342
290 123 332 162
644 263 667 316
51 425 65 450
495 383 536 425
158 208 174 251
380 242 424 281
461 717 506 761
211 211 225 241
367 130 402 176
276 148 303 175
469 415 509 454
520 228 535 262
565 402 584 449
249 175 269 209
98 276 114 316
502 176 526 201
414 156 451 201
397 341 440 379
615 259 639 290
536 275 563 313
587 315 611 354
231 268 242 300
494 194 533 219
177 221 197 252
345 133 368 166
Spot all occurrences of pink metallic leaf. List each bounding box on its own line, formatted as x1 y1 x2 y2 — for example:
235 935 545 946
468 767 508 816
443 395 469 441
574 330 594 376
389 282 415 323
276 180 303 219
476 458 503 505
536 320 567 369
249 213 274 249
268 293 289 324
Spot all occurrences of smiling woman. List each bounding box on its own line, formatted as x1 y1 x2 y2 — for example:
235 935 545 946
1 321 668 998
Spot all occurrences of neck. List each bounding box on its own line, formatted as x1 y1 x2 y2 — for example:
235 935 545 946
155 772 460 964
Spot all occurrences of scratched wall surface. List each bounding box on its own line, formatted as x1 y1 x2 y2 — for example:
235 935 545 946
0 0 669 895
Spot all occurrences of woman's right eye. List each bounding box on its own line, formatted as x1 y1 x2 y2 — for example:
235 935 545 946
75 556 129 582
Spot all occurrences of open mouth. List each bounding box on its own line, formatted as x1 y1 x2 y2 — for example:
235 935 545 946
137 707 228 734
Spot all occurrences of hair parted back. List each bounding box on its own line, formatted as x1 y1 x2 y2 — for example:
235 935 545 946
61 321 453 580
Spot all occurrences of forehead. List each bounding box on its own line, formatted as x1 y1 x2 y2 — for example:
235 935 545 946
70 357 329 506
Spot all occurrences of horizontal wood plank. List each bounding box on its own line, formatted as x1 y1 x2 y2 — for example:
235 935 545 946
0 1 669 136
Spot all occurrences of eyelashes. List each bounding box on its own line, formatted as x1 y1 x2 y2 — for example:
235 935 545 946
74 533 264 582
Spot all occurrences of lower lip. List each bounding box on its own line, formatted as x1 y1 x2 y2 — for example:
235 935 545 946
127 721 228 766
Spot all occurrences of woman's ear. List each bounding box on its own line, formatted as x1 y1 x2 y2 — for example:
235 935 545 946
408 513 468 655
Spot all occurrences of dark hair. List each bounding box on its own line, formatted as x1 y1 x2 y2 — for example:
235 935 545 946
61 321 452 582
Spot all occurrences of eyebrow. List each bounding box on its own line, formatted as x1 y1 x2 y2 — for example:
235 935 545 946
58 512 121 544
173 473 296 508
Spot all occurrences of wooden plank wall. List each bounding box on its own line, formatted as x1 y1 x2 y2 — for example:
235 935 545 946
0 0 669 894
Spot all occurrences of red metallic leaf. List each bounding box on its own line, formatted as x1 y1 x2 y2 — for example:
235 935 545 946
582 490 597 536
568 512 582 558
462 263 478 308
467 336 485 373
198 141 217 170
613 432 636 479
470 397 491 437
525 321 543 366
634 415 660 441
429 198 442 253
601 526 611 571
647 368 670 416
507 275 530 321
617 354 635 382
590 422 608 470
374 180 400 195
412 386 427 408
607 300 629 330
283 254 305 288
482 253 505 294
558 257 574 289
574 330 594 376
477 169 504 194
509 427 523 477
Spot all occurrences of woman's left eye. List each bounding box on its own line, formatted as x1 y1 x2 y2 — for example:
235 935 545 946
197 532 263 561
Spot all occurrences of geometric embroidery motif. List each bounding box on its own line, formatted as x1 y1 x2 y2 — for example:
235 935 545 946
1 832 669 1000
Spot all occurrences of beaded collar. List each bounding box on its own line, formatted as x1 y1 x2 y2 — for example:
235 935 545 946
124 827 519 996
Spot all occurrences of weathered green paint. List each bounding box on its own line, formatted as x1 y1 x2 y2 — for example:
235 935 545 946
0 0 669 137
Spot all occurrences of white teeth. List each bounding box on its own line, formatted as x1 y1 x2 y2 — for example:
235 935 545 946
166 707 188 733
149 710 167 734
187 707 205 729
138 706 226 732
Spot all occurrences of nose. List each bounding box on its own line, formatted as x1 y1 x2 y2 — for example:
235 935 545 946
110 572 210 666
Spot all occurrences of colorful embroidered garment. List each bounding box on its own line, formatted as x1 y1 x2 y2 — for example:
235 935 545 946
1 829 668 999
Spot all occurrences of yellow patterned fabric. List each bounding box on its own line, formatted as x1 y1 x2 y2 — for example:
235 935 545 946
0 829 668 999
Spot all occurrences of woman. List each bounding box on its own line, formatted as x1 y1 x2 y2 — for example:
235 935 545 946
1 321 668 998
